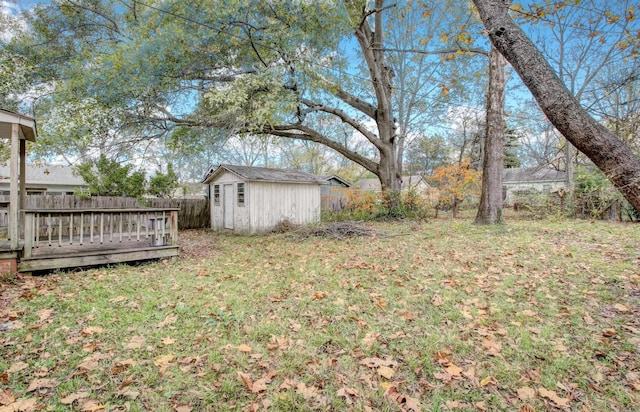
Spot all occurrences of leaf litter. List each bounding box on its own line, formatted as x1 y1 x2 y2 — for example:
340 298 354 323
0 219 638 410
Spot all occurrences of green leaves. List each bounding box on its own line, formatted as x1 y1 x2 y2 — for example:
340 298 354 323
75 154 146 198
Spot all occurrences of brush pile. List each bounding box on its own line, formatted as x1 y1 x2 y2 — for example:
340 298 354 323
285 221 378 239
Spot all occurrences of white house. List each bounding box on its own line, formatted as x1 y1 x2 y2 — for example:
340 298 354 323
0 164 87 195
503 166 567 206
202 164 324 234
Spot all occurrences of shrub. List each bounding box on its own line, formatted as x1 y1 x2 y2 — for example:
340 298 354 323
325 188 430 221
575 168 624 220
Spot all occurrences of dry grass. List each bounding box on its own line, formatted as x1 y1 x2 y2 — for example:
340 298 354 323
1 218 639 411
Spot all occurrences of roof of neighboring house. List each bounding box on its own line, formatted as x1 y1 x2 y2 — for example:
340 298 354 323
321 175 352 187
202 164 326 185
503 166 567 183
0 108 37 142
0 164 86 187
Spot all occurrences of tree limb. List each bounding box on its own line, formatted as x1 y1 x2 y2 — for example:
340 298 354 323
264 124 378 173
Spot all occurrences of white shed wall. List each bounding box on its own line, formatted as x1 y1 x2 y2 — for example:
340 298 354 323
209 171 250 232
209 171 321 234
247 182 321 233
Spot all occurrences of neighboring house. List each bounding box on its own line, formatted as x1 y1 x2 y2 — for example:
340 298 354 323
357 175 432 194
0 164 87 195
503 166 567 206
320 175 352 211
202 164 325 234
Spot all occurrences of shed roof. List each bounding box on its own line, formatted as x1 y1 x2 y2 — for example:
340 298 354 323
203 164 326 184
503 166 566 183
0 108 37 142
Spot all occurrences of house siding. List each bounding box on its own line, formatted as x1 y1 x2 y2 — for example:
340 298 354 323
503 180 565 206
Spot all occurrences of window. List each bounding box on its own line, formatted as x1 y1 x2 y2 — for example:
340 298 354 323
542 184 551 194
213 185 220 205
237 183 245 206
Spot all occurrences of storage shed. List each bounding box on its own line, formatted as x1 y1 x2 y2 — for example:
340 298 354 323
202 165 324 234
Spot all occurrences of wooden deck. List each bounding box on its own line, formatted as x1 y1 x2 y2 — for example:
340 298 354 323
1 207 180 272
17 237 179 272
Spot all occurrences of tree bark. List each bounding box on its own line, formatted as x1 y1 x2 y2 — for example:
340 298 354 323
472 0 640 212
475 46 506 224
352 0 402 192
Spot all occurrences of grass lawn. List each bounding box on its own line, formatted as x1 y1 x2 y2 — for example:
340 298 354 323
1 218 639 411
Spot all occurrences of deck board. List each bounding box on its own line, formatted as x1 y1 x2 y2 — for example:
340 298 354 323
18 240 179 272
0 235 179 272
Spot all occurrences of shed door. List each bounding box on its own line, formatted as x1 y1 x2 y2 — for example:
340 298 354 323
223 184 234 229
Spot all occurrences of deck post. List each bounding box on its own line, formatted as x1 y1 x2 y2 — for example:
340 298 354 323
19 138 26 206
170 210 178 245
23 212 33 258
9 123 19 250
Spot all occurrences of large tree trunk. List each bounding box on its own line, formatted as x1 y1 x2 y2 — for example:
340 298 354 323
473 0 640 212
475 46 506 225
353 0 402 193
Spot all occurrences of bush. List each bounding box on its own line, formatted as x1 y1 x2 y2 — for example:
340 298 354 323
512 190 565 220
324 189 430 221
575 168 624 220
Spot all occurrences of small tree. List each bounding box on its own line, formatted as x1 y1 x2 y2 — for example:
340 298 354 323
575 167 624 220
148 163 179 198
431 160 481 218
75 154 146 198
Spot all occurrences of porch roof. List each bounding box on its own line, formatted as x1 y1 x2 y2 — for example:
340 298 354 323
0 109 37 142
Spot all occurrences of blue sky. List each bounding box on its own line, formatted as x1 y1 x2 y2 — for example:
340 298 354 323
12 0 46 12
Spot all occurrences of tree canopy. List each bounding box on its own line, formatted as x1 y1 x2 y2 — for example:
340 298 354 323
4 0 640 211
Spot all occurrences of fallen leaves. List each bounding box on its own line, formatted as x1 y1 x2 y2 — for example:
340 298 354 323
126 336 145 349
157 314 178 328
154 354 175 374
59 391 89 405
0 397 37 412
613 303 630 312
25 378 56 392
237 344 252 353
482 337 502 357
517 386 536 401
36 309 53 322
6 362 28 374
1 221 639 411
538 387 570 408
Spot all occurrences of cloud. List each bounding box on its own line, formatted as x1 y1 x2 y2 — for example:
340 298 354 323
1 1 27 41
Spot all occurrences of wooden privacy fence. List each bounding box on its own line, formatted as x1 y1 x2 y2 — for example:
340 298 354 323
146 198 210 229
1 195 210 230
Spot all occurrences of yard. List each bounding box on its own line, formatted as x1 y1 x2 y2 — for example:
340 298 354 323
1 218 639 411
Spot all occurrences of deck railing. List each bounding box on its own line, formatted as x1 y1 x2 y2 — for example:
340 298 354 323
22 208 179 258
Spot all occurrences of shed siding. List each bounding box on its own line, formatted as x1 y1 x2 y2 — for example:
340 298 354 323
209 170 250 232
248 182 320 233
209 170 321 234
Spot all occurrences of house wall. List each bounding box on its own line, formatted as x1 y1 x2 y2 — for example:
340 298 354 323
504 180 565 206
0 183 82 195
209 171 321 234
